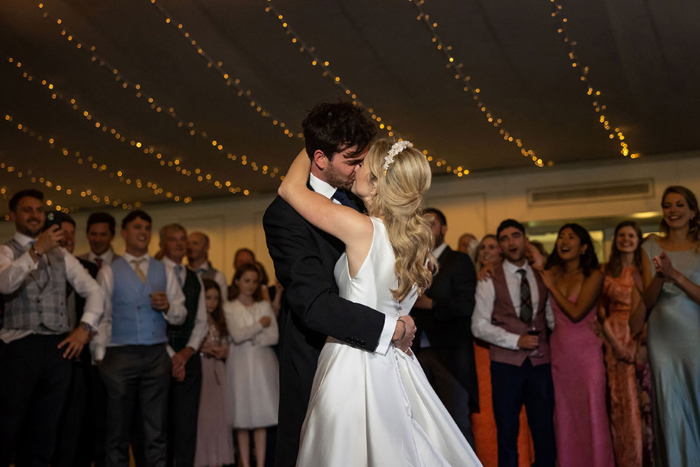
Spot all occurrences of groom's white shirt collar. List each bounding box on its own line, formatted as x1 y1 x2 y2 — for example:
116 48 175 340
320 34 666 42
309 173 336 200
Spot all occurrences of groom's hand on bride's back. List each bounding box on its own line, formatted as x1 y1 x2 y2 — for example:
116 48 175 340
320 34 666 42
392 315 417 352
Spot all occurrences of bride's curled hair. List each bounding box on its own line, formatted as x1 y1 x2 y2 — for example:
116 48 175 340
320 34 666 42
365 138 435 302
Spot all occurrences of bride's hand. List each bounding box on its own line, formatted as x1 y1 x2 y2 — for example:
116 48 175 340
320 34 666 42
392 316 416 354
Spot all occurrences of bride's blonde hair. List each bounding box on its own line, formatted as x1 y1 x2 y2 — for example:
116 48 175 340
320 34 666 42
365 139 436 301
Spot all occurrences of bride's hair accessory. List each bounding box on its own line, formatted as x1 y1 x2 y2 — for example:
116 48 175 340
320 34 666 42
383 140 413 173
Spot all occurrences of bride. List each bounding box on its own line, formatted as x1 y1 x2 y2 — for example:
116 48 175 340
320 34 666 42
278 139 482 466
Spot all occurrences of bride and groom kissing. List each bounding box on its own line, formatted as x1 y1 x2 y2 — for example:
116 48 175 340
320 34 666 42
263 102 482 466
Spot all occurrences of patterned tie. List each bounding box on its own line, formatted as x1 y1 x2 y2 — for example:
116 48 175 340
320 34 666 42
131 259 147 284
331 190 357 211
517 269 533 323
95 257 103 270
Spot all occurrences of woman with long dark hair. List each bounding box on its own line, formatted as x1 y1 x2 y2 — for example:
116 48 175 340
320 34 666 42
599 221 644 466
541 223 614 467
630 185 700 465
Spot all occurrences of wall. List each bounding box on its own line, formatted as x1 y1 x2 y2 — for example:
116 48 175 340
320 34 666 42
2 151 698 283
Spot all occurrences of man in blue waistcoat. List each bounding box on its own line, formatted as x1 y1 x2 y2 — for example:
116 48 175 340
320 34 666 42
94 210 186 467
133 223 208 467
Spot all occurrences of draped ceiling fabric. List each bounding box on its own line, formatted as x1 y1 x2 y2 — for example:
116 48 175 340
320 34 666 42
1 0 699 217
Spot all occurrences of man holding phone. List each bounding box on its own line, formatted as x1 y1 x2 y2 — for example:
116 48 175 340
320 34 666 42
0 189 104 466
93 210 186 467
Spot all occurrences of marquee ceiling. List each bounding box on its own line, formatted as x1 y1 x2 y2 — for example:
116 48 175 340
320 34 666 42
1 0 699 218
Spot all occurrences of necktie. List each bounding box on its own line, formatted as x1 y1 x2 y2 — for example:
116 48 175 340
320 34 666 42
131 259 147 284
195 268 205 277
517 269 533 323
95 257 103 270
174 265 184 288
331 190 357 211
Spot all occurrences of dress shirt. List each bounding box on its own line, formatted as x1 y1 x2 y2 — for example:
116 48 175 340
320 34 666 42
472 260 554 350
162 257 209 357
0 232 105 344
308 172 396 355
191 261 228 301
92 253 186 361
418 242 449 349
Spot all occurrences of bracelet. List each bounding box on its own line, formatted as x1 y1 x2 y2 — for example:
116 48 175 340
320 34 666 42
392 319 406 343
31 245 41 256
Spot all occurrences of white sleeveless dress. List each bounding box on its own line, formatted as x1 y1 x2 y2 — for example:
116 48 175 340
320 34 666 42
297 218 482 466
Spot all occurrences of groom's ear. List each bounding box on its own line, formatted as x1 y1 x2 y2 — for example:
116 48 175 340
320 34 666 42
313 149 329 170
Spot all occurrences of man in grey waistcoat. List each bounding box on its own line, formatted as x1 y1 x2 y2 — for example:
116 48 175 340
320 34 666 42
0 189 104 467
186 231 228 300
94 210 186 467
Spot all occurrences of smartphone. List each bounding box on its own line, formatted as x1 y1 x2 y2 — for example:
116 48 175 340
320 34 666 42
42 212 63 232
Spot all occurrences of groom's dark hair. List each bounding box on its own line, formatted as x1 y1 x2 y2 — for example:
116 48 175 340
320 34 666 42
302 102 377 160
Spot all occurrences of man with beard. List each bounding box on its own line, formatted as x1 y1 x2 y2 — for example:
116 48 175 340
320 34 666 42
263 102 416 466
411 208 478 447
0 189 104 466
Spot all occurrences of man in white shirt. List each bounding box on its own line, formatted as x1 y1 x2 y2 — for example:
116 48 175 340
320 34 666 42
471 219 556 467
78 212 121 270
0 189 104 466
95 210 186 467
158 224 207 467
186 231 228 300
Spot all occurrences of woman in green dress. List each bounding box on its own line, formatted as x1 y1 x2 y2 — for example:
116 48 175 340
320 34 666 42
631 185 700 466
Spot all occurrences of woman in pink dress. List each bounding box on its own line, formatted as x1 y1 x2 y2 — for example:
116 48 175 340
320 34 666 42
194 280 235 467
540 224 614 467
599 221 644 466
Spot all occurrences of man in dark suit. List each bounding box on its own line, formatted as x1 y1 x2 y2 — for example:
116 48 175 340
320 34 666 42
411 207 478 447
263 102 416 467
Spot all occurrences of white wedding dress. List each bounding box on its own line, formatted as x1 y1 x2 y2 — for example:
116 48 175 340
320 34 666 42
297 217 482 466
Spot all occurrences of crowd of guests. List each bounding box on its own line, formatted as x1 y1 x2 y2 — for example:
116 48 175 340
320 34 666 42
1 183 699 467
461 184 700 467
0 188 282 467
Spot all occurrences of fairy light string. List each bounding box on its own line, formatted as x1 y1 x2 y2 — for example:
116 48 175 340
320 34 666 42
261 0 469 177
0 159 82 221
548 0 636 158
1 116 127 211
36 2 280 181
0 53 242 201
2 106 194 204
409 0 549 168
148 0 299 143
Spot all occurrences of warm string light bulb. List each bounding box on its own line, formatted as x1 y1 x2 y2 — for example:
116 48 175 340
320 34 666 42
261 0 464 176
148 0 299 143
548 0 635 158
36 3 280 182
409 0 550 169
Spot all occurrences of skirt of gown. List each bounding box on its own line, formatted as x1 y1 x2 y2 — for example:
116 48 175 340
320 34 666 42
297 339 482 467
194 357 235 467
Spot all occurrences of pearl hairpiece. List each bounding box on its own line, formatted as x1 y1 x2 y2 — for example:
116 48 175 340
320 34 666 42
383 140 413 172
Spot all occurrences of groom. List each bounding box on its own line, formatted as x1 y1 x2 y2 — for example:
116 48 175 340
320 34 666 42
263 102 416 467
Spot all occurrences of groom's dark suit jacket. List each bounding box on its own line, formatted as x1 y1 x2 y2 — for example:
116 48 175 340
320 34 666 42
263 192 387 467
411 246 479 411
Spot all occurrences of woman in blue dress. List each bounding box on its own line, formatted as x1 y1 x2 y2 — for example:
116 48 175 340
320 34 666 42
631 185 700 466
